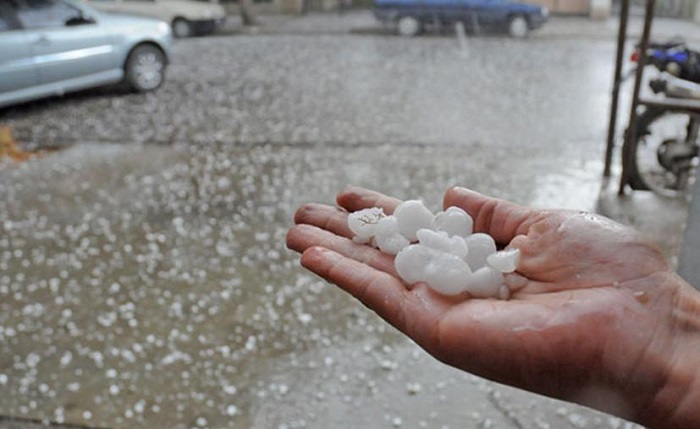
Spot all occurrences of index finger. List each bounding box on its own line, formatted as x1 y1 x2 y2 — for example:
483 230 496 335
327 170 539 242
443 187 540 245
336 186 403 215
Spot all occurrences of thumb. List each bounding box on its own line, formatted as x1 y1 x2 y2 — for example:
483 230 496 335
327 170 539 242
443 187 537 245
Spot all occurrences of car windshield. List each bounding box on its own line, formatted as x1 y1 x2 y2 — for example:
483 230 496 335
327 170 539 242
0 0 695 428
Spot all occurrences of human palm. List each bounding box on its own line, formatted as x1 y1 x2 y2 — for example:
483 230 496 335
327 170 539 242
287 186 691 426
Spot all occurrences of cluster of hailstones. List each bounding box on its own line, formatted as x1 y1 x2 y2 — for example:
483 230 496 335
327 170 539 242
347 200 520 299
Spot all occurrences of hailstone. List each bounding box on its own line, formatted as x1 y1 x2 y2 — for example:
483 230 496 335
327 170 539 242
467 266 505 298
486 249 520 273
416 229 468 259
346 197 516 300
431 206 473 237
347 207 384 242
394 244 433 285
464 233 497 270
423 253 471 296
393 200 435 242
374 217 410 255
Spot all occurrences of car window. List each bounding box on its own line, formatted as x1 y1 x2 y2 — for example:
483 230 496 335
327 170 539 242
15 0 83 29
0 3 20 31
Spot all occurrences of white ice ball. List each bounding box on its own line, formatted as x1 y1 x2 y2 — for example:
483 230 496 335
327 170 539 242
348 202 515 300
466 266 504 298
431 206 473 238
375 215 400 237
375 216 410 254
423 253 472 296
347 207 384 240
394 200 435 242
486 249 520 273
416 228 468 259
395 244 433 285
377 232 411 255
464 233 497 270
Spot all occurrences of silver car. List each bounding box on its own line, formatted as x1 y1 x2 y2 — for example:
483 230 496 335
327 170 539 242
87 0 227 38
0 0 173 108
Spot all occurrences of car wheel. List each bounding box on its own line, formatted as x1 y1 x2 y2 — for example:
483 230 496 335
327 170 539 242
508 15 529 38
124 45 166 92
397 16 421 37
172 18 192 38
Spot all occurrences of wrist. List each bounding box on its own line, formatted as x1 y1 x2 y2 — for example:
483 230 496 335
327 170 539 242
643 273 700 428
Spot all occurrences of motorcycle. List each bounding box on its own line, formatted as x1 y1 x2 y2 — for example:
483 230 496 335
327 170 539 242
624 39 700 197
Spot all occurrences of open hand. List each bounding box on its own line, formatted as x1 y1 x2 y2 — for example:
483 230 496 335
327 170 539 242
286 186 700 428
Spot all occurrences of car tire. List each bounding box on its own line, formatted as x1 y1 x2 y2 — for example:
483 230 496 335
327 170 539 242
397 16 421 37
124 45 166 93
508 15 529 38
172 17 192 38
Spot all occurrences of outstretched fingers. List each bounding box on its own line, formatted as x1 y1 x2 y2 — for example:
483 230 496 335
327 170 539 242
287 224 399 277
289 188 407 280
294 203 354 238
293 187 404 239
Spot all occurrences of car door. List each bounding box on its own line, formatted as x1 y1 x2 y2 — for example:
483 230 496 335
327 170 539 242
0 2 40 97
92 0 166 21
473 0 507 27
14 0 113 87
434 0 464 26
452 0 479 28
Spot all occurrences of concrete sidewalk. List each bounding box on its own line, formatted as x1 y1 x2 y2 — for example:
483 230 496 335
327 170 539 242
597 177 689 269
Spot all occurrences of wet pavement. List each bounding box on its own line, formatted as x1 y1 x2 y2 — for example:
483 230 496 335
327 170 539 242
3 33 614 151
0 17 682 429
0 142 634 429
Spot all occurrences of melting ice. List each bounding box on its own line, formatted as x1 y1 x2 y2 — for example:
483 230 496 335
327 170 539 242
347 200 520 298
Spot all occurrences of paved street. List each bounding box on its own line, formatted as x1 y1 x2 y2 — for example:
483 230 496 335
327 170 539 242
0 15 676 428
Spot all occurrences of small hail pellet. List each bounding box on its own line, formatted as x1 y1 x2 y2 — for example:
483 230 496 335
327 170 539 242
347 199 520 299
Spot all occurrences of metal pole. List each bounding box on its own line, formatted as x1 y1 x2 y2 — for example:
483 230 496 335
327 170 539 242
603 0 630 178
618 0 656 195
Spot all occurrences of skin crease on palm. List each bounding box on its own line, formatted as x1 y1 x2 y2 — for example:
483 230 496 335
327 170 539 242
286 186 700 429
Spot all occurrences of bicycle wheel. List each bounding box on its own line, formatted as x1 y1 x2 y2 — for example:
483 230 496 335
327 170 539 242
628 108 700 198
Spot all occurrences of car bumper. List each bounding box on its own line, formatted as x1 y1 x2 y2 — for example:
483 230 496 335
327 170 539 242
529 13 547 30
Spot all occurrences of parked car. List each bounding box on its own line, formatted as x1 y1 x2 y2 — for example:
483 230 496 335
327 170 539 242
86 0 227 38
374 0 549 38
0 0 172 108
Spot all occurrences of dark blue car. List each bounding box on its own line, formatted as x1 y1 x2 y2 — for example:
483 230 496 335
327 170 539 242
374 0 549 38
